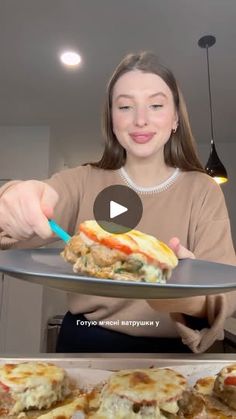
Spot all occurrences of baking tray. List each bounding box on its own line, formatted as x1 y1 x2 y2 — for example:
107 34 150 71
1 355 236 419
0 248 236 299
0 354 236 387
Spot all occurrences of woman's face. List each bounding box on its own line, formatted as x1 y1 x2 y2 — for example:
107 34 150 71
112 70 178 160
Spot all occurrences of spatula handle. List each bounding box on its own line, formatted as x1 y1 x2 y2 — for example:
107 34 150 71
48 219 71 243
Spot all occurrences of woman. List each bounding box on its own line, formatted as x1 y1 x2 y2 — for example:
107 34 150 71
0 51 235 353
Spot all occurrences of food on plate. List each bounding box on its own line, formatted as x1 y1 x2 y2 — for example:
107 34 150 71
0 362 71 415
62 220 178 283
214 363 236 410
88 367 187 418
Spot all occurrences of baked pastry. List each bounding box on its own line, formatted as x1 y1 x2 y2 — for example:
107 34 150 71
62 220 178 283
0 362 71 415
183 373 236 418
87 367 187 418
214 364 236 410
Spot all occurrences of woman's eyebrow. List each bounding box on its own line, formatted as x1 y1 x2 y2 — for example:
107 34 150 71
115 94 134 100
114 92 167 101
149 92 167 99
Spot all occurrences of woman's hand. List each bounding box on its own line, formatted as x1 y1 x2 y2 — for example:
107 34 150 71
0 180 58 240
147 237 206 317
168 237 195 260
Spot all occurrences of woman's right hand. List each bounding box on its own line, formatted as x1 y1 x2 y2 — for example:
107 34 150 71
0 180 59 240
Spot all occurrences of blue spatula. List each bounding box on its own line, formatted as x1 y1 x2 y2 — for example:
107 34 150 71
48 219 71 243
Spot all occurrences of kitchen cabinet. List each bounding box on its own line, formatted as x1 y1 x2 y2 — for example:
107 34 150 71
0 275 43 353
0 274 67 353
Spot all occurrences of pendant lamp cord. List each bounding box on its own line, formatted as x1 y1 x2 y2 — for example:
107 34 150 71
206 45 215 143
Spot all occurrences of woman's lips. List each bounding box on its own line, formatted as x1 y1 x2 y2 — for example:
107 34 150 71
129 132 156 144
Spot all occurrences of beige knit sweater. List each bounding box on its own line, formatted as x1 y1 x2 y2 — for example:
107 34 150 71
0 165 236 353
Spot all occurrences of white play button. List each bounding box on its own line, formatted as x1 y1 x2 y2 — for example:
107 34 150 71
110 200 128 219
93 185 143 234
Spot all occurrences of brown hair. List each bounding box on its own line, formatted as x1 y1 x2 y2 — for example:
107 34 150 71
89 51 204 172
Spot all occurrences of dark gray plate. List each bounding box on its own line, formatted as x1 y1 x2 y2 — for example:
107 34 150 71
0 248 235 299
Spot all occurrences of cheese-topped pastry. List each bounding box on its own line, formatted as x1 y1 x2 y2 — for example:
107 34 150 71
188 372 236 418
62 220 178 283
88 367 187 418
0 362 71 414
214 363 236 410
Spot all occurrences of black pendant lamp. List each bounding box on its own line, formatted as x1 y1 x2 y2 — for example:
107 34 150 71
198 35 228 184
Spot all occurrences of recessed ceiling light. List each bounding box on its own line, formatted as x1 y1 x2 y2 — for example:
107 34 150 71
60 51 81 66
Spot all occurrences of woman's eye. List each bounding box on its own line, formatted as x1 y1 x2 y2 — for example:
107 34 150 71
118 105 132 111
150 104 163 109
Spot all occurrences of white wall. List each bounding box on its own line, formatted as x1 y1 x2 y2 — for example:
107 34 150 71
0 126 50 179
48 125 103 174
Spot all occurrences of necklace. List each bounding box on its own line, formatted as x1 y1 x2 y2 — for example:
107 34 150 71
118 167 180 194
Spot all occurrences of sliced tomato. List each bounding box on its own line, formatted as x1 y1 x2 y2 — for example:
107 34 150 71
102 236 135 255
80 224 100 243
80 225 135 255
80 223 159 264
0 381 9 392
224 376 236 386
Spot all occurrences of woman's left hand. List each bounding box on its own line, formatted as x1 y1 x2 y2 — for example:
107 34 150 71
147 237 206 317
168 237 195 260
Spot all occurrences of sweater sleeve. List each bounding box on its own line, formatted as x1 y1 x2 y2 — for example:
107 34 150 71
45 166 88 235
0 166 88 250
0 180 23 249
191 179 236 265
171 179 236 353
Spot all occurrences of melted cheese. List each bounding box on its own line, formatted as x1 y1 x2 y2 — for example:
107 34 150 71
139 264 168 283
90 395 169 418
37 395 86 419
80 220 178 269
93 368 186 418
0 362 70 414
194 376 215 395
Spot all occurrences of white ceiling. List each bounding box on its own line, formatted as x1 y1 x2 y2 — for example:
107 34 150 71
0 0 236 148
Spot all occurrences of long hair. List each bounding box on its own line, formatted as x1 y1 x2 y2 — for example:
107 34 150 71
89 51 204 172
